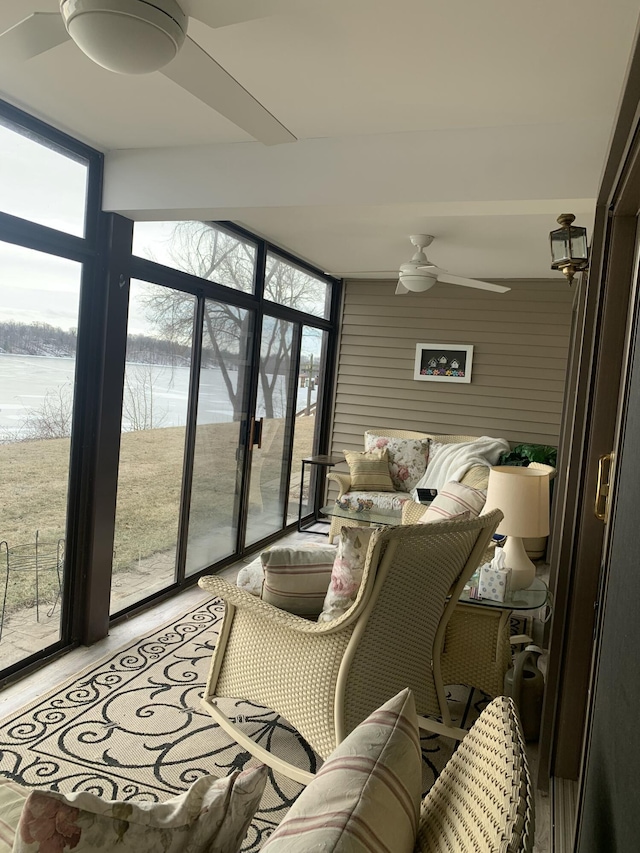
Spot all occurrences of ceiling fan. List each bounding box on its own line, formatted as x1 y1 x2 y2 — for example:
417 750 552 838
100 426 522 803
395 235 510 295
0 0 296 145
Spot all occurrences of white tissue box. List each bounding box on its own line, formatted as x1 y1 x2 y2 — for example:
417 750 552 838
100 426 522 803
479 563 512 602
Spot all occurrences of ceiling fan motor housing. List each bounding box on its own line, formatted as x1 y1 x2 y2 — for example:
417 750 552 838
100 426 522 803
60 0 187 75
399 264 438 292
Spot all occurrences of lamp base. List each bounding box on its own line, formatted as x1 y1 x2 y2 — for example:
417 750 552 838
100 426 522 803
503 536 536 591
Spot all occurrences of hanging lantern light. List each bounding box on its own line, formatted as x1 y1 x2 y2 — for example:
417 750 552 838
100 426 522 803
550 214 589 284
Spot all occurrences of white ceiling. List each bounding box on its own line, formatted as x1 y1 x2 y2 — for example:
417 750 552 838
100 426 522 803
1 0 639 280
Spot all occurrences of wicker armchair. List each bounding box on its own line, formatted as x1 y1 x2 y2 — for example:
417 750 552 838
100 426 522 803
326 431 486 542
199 510 503 783
416 695 534 853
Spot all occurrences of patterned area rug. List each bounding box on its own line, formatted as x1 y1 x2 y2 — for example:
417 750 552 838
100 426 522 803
0 597 488 851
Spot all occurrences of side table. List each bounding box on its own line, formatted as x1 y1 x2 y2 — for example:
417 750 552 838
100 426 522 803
443 576 550 700
297 454 344 533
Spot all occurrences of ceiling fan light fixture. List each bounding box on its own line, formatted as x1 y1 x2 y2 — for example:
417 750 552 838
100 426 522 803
398 269 437 292
60 0 187 74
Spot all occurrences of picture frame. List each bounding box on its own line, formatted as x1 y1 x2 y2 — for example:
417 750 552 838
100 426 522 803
413 343 474 383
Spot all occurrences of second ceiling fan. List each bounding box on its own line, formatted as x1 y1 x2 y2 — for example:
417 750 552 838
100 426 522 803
395 235 510 295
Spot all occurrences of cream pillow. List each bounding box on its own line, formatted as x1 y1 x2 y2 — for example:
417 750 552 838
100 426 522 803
12 767 267 853
261 689 421 853
0 780 28 853
261 546 337 617
343 449 395 492
417 481 486 523
318 526 375 623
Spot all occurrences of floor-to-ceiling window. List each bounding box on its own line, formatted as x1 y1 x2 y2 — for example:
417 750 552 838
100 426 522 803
0 102 340 681
0 102 102 677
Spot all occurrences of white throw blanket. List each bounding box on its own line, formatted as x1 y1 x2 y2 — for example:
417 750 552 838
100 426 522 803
411 436 511 496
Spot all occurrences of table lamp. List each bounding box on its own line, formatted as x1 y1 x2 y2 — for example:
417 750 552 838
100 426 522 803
483 466 550 591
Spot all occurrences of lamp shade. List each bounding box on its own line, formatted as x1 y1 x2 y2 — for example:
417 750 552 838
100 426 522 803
483 466 550 538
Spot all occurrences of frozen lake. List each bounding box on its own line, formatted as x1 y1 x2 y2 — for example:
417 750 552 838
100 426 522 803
0 354 316 437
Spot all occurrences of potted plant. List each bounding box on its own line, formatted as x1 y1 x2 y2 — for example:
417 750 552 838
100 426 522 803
497 443 557 468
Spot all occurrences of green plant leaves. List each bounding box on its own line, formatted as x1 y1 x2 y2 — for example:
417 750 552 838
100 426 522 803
498 443 557 467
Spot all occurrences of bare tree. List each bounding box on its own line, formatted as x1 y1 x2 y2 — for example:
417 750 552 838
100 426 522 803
19 384 73 440
122 364 168 431
140 222 327 419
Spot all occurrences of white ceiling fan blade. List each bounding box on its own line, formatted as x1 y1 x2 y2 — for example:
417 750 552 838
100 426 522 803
186 0 275 28
186 0 342 29
395 281 410 294
437 273 511 293
160 36 296 145
0 13 70 64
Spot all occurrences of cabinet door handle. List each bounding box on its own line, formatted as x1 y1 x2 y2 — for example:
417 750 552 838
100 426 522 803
594 452 613 522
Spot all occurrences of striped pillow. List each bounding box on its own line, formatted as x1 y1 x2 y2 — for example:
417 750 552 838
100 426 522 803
343 448 395 492
261 547 337 617
418 480 486 523
261 688 422 853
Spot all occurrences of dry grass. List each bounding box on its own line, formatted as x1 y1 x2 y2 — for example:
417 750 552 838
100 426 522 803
0 416 316 611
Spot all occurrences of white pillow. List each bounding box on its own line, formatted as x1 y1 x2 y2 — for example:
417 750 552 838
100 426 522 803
12 768 267 853
0 779 28 853
261 689 422 853
417 481 486 523
236 554 264 596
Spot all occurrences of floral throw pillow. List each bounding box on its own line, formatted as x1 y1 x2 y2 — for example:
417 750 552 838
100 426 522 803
318 526 376 623
13 767 267 853
365 434 430 492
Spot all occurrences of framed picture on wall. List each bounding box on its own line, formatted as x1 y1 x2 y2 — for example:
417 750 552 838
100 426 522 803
413 343 474 383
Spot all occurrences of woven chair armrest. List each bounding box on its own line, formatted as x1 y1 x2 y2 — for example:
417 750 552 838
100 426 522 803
198 575 360 635
326 471 351 495
401 499 427 524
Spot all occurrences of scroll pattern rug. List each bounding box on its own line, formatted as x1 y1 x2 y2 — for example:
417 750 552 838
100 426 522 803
0 597 488 851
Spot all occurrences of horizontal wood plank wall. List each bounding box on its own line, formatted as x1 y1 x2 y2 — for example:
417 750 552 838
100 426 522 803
330 279 574 457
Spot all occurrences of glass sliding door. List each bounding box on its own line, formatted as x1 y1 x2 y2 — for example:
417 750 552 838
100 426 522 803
0 242 82 669
112 222 339 591
110 280 195 614
185 301 253 576
288 326 329 524
245 317 296 546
